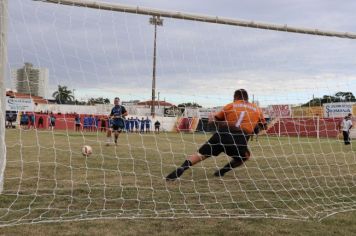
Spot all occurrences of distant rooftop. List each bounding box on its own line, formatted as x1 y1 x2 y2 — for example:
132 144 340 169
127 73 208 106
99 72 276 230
137 100 175 107
6 90 49 104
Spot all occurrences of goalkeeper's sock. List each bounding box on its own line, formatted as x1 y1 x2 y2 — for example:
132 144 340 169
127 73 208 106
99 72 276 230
166 160 192 180
214 158 246 177
214 167 230 177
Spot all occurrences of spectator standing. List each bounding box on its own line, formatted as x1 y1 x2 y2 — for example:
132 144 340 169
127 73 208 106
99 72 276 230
154 120 161 134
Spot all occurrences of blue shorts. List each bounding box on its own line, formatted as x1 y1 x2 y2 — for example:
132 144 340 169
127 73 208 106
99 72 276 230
111 119 125 131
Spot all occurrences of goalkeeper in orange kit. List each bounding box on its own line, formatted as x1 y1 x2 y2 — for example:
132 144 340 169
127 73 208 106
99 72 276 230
166 89 267 180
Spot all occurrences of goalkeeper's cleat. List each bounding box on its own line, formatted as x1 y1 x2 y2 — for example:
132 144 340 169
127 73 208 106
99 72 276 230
166 168 184 181
213 170 225 177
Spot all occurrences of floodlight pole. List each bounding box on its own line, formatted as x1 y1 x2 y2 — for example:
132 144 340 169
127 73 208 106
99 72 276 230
149 16 163 118
0 0 7 194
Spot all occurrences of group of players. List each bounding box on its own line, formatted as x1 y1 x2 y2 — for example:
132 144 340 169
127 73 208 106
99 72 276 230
106 90 268 181
16 112 55 130
76 114 155 133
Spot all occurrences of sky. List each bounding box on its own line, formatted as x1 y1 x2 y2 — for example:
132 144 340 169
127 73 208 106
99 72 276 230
7 0 356 107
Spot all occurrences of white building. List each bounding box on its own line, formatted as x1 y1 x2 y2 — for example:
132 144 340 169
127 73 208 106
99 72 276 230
12 63 49 98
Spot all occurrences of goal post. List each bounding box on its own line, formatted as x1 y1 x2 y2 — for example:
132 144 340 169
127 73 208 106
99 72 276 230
35 0 356 39
0 0 7 194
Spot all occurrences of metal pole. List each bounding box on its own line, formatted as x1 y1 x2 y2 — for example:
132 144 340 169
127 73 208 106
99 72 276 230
158 92 160 109
34 0 356 39
317 116 320 139
0 0 7 193
149 16 163 118
151 21 157 117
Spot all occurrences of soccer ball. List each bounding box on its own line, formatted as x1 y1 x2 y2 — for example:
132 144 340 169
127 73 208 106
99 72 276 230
82 145 93 156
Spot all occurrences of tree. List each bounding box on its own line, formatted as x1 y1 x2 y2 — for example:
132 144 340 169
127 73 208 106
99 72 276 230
177 102 202 108
302 91 356 107
52 85 74 104
73 100 86 105
87 97 111 105
335 92 356 102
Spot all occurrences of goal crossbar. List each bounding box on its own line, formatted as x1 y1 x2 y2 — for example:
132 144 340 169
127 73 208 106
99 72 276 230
34 0 356 40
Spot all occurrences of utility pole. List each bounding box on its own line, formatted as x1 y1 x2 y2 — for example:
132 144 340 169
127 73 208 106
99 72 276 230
149 16 163 117
158 91 160 109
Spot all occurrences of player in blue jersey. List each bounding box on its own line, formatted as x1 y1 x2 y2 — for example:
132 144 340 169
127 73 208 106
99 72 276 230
145 117 151 133
134 117 139 133
88 115 93 132
83 115 89 132
75 114 81 132
95 116 100 131
129 117 135 133
125 118 131 132
106 97 128 145
140 117 145 133
20 112 29 130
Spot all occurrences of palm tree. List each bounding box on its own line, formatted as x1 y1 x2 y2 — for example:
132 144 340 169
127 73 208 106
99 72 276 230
52 85 75 104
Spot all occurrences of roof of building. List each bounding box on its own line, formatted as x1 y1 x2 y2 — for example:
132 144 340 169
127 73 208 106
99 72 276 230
136 100 175 107
6 91 49 104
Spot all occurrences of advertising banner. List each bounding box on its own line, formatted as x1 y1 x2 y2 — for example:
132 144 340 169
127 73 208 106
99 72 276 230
324 103 354 118
268 105 291 118
198 108 218 118
6 97 34 112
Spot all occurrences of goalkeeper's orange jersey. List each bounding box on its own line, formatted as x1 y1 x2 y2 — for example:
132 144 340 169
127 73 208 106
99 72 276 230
215 100 266 134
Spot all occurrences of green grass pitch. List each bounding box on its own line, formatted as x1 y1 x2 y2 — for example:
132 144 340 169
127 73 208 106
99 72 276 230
1 129 356 235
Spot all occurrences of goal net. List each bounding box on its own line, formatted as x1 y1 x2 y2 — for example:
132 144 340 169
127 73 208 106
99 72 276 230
1 0 356 226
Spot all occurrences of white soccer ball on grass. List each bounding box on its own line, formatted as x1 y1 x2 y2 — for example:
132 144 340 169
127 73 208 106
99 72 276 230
82 145 93 156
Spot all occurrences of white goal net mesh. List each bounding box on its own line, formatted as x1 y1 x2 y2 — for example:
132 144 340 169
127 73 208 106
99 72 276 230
1 0 356 226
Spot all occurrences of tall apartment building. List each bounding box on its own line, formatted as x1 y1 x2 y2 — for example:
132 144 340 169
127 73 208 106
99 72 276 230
12 63 49 98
